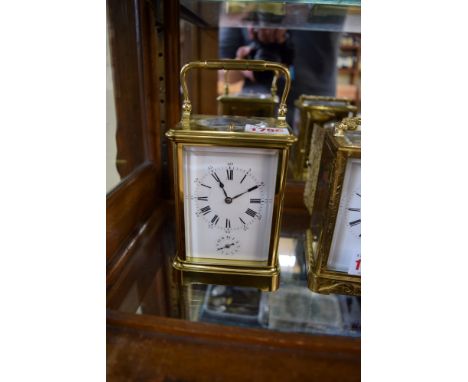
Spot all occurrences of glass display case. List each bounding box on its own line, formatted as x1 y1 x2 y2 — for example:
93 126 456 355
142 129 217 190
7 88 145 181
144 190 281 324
179 244 361 337
107 0 361 380
108 208 360 337
180 0 360 33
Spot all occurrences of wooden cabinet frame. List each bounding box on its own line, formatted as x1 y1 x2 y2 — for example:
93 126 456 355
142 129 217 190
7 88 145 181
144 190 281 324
106 0 179 267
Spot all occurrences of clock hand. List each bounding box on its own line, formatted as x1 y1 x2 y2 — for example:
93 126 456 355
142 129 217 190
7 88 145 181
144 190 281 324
349 219 361 227
217 243 235 251
211 171 229 198
231 185 259 200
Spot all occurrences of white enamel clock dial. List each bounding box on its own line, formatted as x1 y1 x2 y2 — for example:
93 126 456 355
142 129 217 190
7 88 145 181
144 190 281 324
183 146 279 262
327 158 361 274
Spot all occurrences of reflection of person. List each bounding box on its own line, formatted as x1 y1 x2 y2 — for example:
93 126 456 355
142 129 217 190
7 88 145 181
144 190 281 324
219 27 341 123
219 27 294 93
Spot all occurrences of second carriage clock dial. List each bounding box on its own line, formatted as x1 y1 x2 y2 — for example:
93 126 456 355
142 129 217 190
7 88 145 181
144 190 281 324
166 60 296 291
327 159 361 274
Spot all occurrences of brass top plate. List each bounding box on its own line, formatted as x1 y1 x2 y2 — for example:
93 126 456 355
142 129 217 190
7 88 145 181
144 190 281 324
166 115 297 147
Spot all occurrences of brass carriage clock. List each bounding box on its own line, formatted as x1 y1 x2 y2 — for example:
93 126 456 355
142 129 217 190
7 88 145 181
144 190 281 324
166 60 296 292
306 117 361 296
290 95 356 181
217 70 279 118
304 106 360 215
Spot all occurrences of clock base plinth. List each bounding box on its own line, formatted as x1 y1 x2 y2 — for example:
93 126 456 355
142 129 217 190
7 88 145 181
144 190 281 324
305 229 361 296
172 255 280 292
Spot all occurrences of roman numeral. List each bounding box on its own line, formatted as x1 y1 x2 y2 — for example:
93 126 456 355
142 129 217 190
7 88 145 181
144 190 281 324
240 174 247 184
349 219 361 227
348 208 360 212
211 172 221 183
201 183 211 189
211 215 219 225
250 198 261 203
248 185 259 192
197 196 208 201
226 168 233 180
245 208 257 218
225 219 231 229
239 217 246 225
200 206 211 215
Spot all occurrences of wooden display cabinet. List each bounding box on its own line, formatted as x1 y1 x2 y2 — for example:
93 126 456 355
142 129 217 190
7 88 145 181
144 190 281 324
106 1 360 380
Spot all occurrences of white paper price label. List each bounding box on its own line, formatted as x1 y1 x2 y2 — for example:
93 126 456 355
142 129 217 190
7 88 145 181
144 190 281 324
348 253 361 276
245 124 289 135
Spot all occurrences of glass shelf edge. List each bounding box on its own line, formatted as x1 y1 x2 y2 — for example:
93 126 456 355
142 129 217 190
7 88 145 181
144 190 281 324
195 0 360 5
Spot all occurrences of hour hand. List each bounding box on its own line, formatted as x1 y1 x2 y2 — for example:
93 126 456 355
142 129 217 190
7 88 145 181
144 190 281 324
217 243 235 251
211 171 228 198
231 185 259 200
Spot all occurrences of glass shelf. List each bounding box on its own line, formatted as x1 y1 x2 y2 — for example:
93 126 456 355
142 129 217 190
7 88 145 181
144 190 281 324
181 1 360 33
184 0 360 5
177 237 361 337
113 209 361 339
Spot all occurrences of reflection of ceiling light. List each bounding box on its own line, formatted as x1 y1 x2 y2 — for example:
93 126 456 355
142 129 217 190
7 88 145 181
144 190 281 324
279 254 296 268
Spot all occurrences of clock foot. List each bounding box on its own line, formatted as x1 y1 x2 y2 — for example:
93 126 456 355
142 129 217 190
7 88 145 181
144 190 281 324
172 255 280 292
305 229 361 296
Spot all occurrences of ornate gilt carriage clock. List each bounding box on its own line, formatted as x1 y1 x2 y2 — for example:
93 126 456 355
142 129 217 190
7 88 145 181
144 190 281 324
166 60 296 291
290 95 356 181
305 117 361 296
304 107 360 215
217 70 279 118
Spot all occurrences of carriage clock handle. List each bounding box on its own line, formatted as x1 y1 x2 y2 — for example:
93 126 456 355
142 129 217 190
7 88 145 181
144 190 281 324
180 59 291 127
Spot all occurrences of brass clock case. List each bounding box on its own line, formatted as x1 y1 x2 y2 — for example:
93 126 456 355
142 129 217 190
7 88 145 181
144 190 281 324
290 95 357 181
305 119 361 296
303 115 361 215
166 60 296 291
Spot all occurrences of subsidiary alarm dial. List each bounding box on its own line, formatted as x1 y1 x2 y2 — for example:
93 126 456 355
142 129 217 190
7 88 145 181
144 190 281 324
215 235 240 256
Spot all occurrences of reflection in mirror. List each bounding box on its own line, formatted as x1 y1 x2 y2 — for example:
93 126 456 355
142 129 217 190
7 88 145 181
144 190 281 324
216 25 360 184
106 23 120 192
219 3 360 33
175 4 360 215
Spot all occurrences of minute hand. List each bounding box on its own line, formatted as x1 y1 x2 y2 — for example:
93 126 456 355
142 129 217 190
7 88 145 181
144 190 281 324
231 185 259 200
